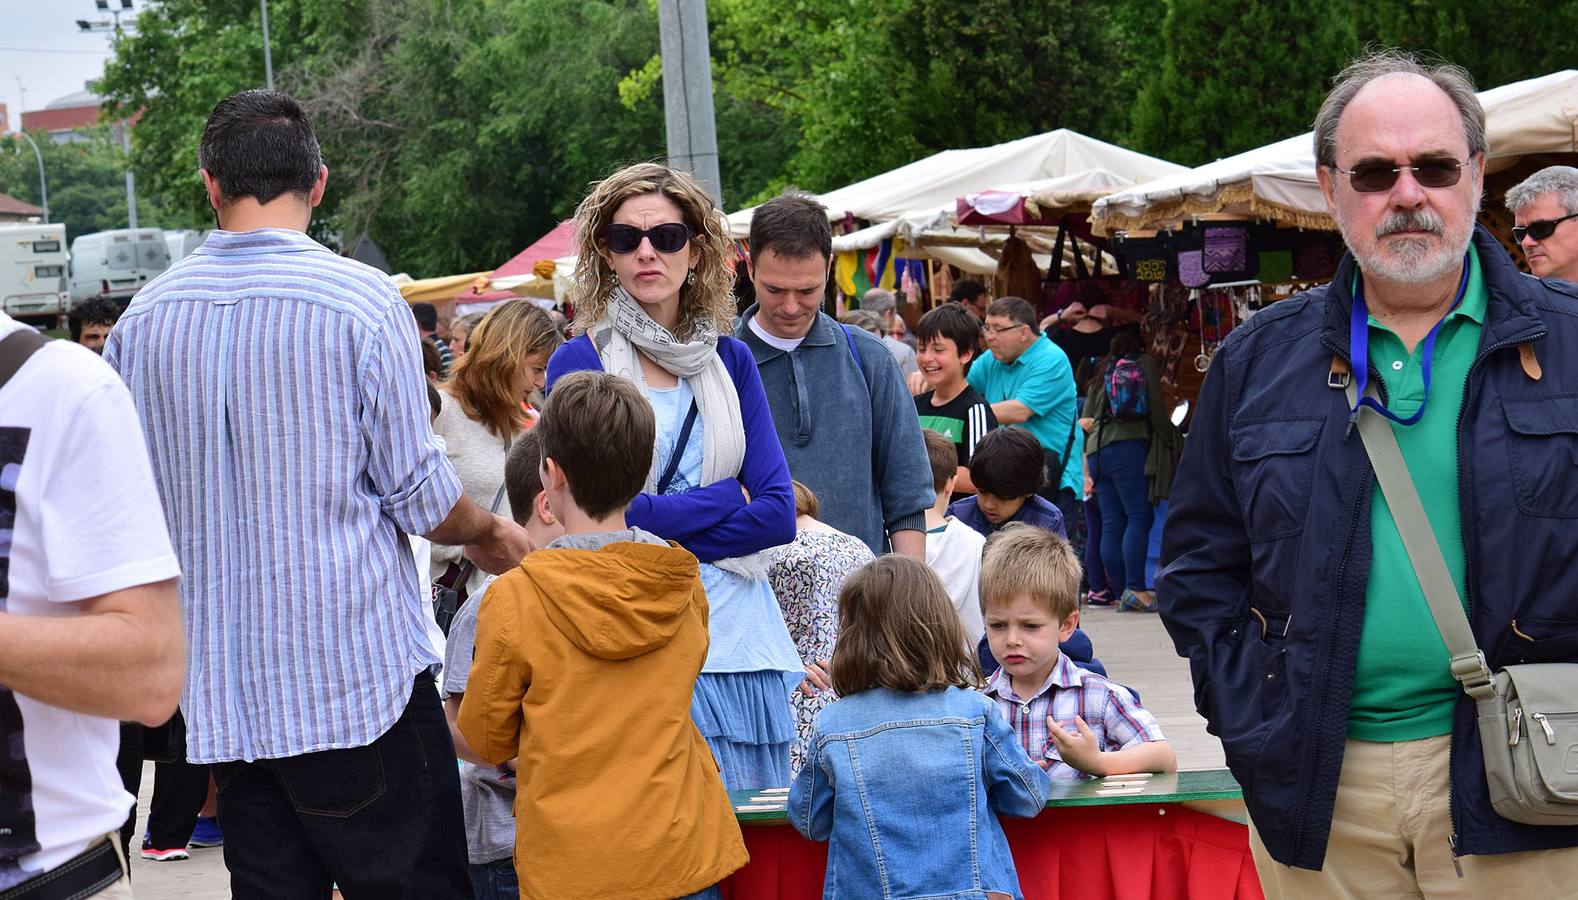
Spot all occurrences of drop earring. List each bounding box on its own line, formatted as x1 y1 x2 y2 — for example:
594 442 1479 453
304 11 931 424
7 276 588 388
686 270 696 285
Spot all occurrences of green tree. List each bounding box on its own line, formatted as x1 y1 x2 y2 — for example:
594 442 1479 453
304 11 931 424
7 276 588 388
0 126 172 241
1128 0 1358 167
1352 0 1578 92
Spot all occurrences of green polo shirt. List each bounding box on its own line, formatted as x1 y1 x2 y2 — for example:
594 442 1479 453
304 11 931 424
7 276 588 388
1348 247 1486 741
967 335 1083 495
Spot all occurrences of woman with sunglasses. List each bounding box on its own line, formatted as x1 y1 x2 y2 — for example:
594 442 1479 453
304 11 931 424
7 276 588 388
546 162 804 791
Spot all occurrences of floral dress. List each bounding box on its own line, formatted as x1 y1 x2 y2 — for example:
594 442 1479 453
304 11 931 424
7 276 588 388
768 529 874 773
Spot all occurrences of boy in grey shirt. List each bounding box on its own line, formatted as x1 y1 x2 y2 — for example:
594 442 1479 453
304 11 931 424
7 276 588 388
441 429 563 898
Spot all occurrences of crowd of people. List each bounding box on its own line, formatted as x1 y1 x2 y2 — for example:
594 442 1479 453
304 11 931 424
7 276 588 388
6 44 1578 900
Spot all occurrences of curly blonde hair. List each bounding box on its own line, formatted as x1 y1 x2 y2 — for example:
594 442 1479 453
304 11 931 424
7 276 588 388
445 300 562 437
567 162 737 340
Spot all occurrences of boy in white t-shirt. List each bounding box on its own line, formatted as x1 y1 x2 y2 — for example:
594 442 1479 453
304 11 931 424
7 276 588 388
0 315 184 897
922 428 986 643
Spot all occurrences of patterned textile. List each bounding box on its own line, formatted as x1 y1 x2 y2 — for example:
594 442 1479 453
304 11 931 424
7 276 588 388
106 229 461 763
982 654 1165 780
767 529 874 773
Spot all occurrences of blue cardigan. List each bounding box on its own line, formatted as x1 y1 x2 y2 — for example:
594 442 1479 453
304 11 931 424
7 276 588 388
546 333 796 562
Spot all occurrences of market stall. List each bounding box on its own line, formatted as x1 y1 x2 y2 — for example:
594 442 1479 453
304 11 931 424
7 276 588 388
722 769 1263 900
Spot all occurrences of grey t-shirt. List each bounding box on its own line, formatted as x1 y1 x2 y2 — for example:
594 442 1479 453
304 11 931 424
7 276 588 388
443 577 517 866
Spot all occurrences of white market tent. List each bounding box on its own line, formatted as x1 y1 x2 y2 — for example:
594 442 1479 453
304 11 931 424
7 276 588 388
1091 69 1578 236
727 128 1187 240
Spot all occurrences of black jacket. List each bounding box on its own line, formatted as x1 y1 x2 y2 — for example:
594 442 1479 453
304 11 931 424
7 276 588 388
1158 226 1578 869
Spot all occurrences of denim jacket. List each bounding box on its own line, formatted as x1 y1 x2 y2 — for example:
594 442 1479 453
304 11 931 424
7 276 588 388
788 687 1050 899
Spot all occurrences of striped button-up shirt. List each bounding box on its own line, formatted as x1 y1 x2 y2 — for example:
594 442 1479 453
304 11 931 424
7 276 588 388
105 229 461 763
983 654 1164 779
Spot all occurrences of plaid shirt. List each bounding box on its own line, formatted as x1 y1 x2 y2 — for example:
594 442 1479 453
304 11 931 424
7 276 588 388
983 653 1165 779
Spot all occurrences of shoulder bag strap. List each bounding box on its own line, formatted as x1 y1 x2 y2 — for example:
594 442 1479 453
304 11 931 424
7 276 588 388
1344 374 1495 699
655 399 700 495
0 328 49 392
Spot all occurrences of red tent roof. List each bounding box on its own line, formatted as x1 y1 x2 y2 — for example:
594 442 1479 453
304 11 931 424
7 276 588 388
0 192 45 217
491 220 576 278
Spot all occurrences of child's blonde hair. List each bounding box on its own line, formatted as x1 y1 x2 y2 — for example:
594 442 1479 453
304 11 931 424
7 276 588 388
831 556 982 696
979 524 1082 621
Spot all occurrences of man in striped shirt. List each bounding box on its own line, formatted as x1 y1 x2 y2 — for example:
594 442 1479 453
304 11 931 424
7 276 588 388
106 90 528 898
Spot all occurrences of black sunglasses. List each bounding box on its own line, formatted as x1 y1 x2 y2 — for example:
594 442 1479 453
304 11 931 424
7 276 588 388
603 223 691 254
1513 212 1578 244
1331 157 1468 193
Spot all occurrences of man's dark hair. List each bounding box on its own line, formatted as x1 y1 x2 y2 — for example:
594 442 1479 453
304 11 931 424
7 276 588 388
410 302 439 333
949 278 988 303
504 428 546 526
922 428 959 494
68 296 122 342
537 371 655 519
197 90 323 204
914 303 982 365
986 296 1040 334
968 427 1045 499
748 190 832 264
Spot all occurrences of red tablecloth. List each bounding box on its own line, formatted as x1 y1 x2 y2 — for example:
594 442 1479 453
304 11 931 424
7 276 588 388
723 805 1264 900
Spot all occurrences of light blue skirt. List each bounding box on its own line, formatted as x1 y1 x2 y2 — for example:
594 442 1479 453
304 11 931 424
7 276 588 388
690 670 795 791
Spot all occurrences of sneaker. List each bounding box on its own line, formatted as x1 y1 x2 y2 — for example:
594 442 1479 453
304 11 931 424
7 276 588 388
141 846 190 862
189 816 223 848
1086 590 1116 607
1116 590 1158 613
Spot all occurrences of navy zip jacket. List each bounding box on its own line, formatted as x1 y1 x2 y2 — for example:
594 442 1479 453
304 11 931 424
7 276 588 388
1158 226 1578 870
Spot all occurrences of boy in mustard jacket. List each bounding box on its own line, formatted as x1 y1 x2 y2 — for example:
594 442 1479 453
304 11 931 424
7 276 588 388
457 371 747 900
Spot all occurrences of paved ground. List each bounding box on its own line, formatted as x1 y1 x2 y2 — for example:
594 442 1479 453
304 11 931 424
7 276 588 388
125 602 1222 898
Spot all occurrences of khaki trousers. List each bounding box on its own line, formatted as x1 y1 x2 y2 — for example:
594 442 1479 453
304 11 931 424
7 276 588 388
1250 735 1578 898
94 832 135 899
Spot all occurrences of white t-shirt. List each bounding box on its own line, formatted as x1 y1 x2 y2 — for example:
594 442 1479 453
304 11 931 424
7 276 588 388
748 315 806 353
925 516 986 644
0 314 180 884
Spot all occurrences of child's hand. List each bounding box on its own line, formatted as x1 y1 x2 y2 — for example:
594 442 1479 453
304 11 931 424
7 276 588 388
799 660 832 697
1046 716 1105 775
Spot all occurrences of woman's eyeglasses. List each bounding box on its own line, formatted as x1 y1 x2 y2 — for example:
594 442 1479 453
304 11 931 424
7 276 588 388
1513 212 1578 244
603 223 691 254
1331 157 1468 193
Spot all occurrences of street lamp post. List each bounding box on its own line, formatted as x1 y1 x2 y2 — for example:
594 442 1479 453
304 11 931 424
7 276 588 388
12 131 49 224
261 0 275 91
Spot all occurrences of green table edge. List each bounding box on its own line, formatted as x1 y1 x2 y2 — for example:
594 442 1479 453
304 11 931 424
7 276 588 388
730 768 1244 825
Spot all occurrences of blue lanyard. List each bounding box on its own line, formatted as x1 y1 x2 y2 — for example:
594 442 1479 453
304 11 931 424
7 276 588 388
1348 253 1470 428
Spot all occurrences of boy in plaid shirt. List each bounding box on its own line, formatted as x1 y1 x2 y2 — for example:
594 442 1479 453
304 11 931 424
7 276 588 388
980 525 1176 779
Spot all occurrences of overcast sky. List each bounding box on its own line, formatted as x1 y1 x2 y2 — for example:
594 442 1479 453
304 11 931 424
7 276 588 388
0 1 120 128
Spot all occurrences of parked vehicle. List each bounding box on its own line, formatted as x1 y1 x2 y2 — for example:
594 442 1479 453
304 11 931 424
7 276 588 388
163 228 210 262
68 228 170 307
0 223 70 322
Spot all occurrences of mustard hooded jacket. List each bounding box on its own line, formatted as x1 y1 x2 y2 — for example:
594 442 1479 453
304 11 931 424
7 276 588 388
457 529 747 899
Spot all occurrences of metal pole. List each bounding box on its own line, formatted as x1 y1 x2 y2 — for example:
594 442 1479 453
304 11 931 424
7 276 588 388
657 0 722 206
260 0 274 91
120 121 138 229
15 131 48 224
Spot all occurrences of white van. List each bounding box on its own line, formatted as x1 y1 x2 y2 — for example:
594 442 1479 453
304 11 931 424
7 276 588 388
69 228 171 307
163 228 210 262
0 223 70 322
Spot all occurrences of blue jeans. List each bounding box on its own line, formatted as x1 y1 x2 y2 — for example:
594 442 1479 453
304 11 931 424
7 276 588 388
675 885 721 900
1093 439 1154 592
468 858 518 900
212 673 471 899
1083 494 1108 594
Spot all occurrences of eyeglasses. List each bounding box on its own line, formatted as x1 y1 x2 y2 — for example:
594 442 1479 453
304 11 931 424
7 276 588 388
603 223 691 254
1513 212 1578 244
984 322 1027 336
1331 157 1468 193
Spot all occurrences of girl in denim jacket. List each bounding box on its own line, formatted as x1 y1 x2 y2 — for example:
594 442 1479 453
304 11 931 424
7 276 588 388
788 556 1051 900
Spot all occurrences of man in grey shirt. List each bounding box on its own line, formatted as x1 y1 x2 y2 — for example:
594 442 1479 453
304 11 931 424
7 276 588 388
860 288 919 379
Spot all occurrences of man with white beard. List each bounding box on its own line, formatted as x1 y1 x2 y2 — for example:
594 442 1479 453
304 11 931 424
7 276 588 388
1157 50 1578 896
